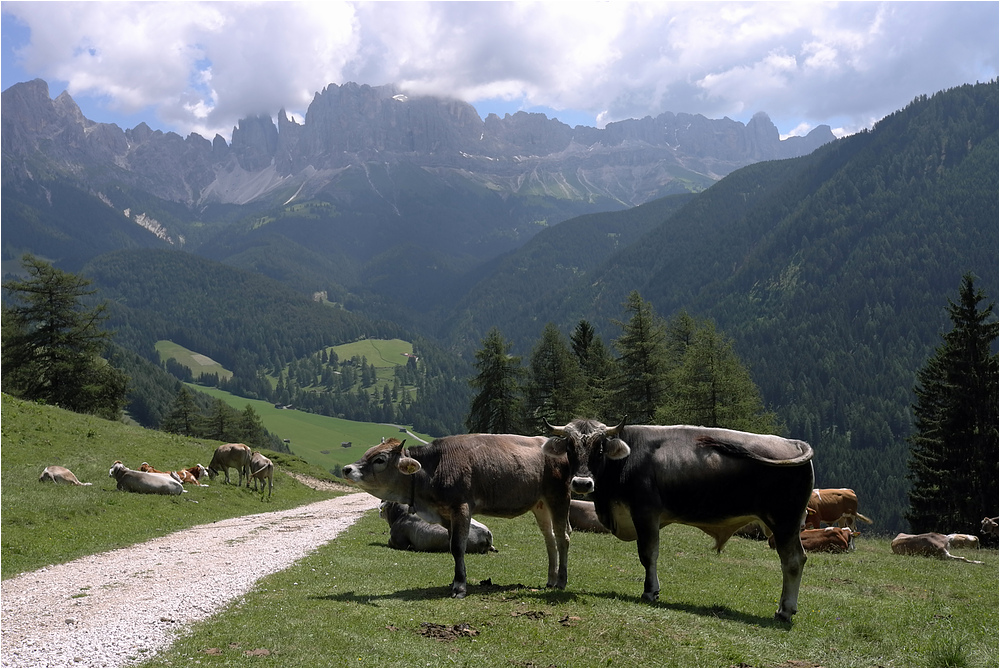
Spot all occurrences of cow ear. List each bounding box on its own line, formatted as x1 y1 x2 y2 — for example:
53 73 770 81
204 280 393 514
605 437 630 460
541 436 566 457
397 457 421 475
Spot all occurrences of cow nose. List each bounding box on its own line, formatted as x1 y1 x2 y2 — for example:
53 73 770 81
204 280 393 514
571 476 594 494
342 465 357 480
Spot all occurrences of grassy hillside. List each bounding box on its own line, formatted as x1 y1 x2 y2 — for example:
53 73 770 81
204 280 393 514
186 385 432 473
0 394 341 579
144 512 998 667
155 340 233 380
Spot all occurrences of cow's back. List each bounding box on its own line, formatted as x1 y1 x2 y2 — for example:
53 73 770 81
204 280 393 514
417 434 562 515
604 425 814 523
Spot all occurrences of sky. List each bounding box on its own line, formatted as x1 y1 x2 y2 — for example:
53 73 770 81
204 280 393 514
1 2 997 143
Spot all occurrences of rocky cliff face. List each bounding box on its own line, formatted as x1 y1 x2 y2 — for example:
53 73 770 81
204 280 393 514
2 79 834 208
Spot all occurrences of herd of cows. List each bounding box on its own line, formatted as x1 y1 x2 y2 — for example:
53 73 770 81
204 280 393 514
342 420 997 622
39 442 275 497
39 419 997 623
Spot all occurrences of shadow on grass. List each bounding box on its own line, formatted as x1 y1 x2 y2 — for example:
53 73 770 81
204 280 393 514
310 580 584 606
583 590 792 628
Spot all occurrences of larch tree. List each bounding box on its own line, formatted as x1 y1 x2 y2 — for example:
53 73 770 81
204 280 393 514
1 254 128 420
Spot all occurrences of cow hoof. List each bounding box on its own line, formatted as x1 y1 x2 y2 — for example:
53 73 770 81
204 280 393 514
773 610 794 623
641 591 659 603
451 591 467 599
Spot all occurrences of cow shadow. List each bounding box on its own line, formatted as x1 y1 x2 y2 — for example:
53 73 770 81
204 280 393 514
311 582 582 607
586 590 789 628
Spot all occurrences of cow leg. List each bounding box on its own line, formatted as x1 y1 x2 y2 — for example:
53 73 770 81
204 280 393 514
633 511 661 602
532 500 570 589
770 525 807 622
448 504 472 598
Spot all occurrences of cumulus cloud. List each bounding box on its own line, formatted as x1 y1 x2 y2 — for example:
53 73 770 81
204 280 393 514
2 1 996 140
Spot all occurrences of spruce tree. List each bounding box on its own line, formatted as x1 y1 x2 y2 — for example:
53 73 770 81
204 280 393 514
161 386 202 435
570 319 614 417
610 291 670 423
906 274 998 534
1 254 128 420
466 327 524 433
524 323 586 431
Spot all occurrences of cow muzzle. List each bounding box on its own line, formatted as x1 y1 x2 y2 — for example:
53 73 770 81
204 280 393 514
571 476 595 495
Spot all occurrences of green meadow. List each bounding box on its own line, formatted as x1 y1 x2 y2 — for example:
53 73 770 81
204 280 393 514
155 340 233 380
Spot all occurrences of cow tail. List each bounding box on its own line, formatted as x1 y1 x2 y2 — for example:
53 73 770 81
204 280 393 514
698 437 814 465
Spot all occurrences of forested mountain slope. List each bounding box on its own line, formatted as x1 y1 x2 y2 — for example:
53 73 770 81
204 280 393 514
452 82 997 531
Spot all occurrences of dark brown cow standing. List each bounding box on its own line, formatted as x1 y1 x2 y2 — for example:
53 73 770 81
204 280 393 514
542 419 814 622
342 436 572 598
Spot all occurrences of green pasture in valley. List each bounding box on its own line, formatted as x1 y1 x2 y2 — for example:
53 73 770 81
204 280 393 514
187 385 432 474
155 340 233 380
331 338 414 368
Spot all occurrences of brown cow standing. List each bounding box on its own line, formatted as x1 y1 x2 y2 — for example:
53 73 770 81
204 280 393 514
207 443 252 486
569 499 609 533
342 436 572 599
249 451 274 497
804 488 873 530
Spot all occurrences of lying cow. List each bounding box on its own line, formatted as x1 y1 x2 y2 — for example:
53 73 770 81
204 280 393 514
569 499 609 533
804 488 873 530
208 443 252 486
249 451 274 497
891 533 983 564
139 462 206 486
379 501 496 553
109 461 185 496
946 533 980 550
39 465 91 486
770 527 856 553
343 436 572 598
543 419 814 622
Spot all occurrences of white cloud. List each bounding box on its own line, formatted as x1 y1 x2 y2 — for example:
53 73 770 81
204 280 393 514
2 1 996 141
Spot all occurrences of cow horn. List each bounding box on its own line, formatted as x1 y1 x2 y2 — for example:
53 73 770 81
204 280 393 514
606 417 628 437
543 418 569 435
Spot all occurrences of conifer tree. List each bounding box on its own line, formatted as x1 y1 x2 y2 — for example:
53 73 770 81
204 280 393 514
570 320 614 417
609 291 670 423
524 323 586 431
467 327 524 433
906 273 999 534
1 254 128 420
656 316 779 433
161 386 202 435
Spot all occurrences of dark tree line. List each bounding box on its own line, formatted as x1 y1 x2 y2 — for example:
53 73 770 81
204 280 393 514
466 291 779 436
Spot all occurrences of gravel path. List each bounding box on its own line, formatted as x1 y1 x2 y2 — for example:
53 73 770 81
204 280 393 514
0 487 379 668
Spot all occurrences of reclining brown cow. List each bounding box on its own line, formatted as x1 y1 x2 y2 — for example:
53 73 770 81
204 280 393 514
39 465 91 486
139 462 209 486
